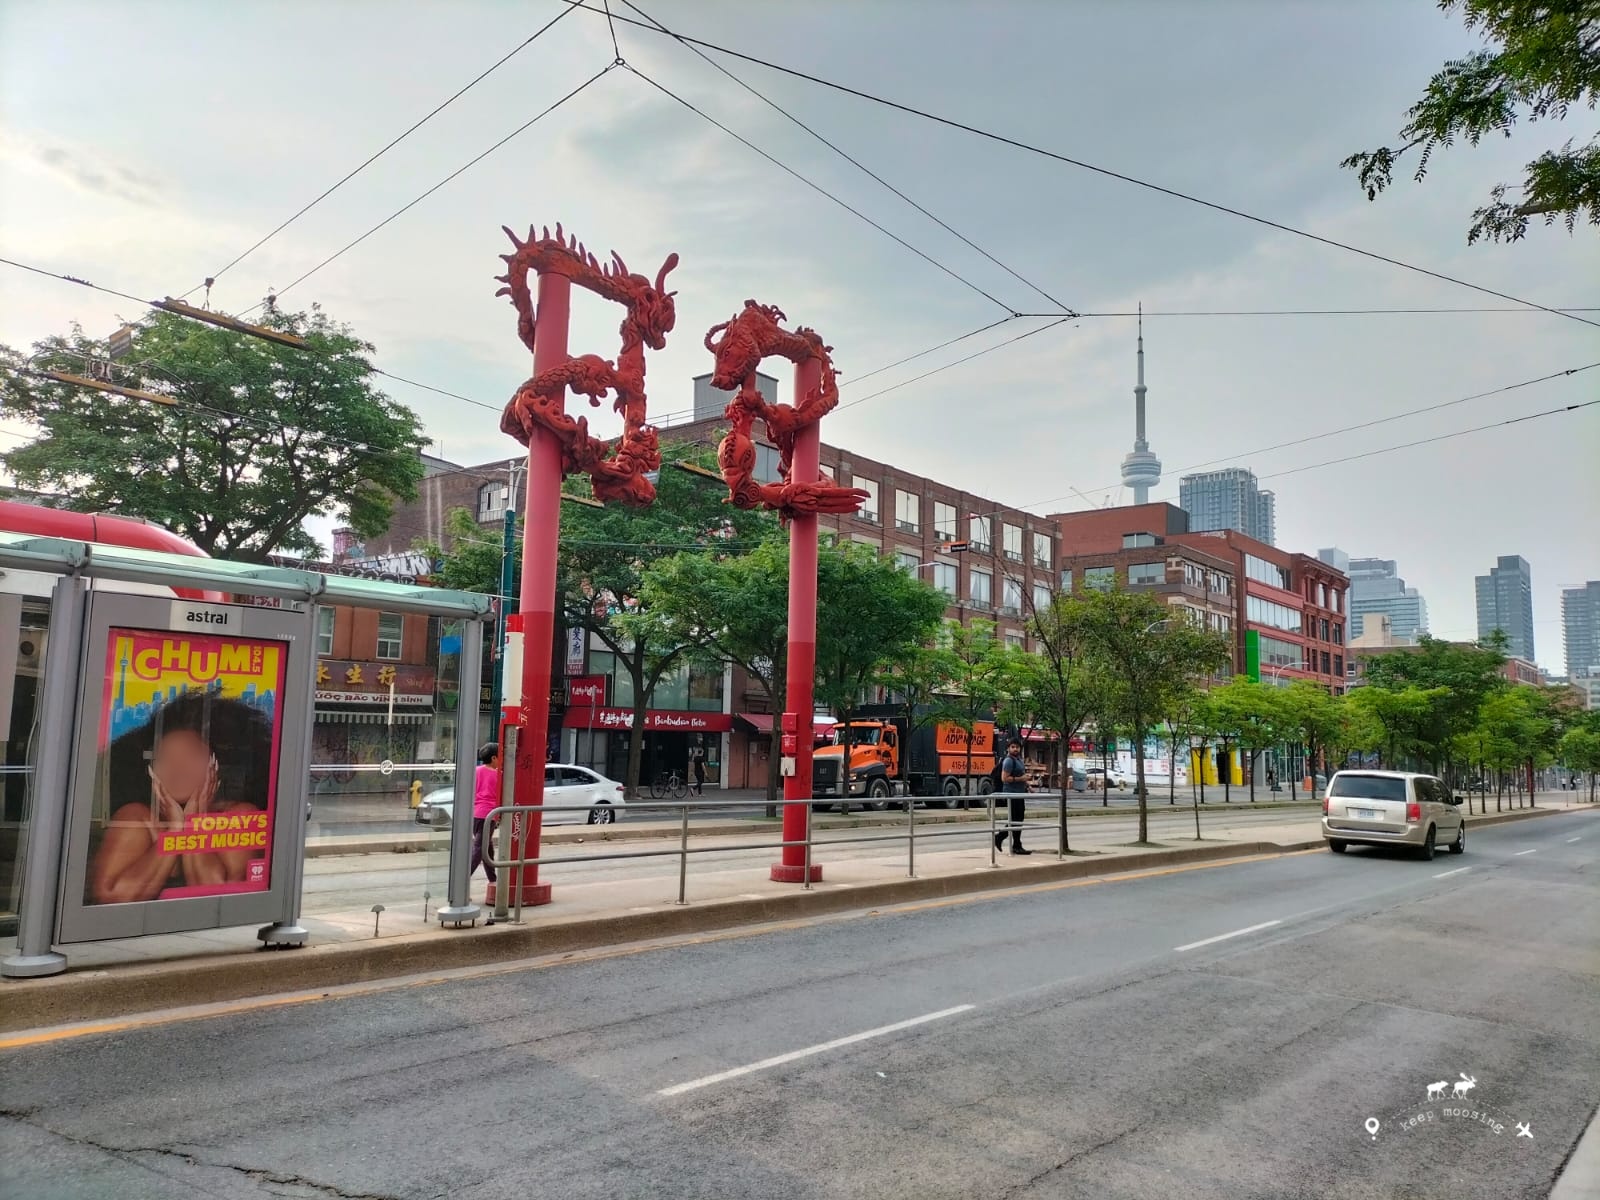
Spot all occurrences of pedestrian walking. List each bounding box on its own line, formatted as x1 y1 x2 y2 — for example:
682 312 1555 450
691 744 707 796
470 743 500 887
995 738 1032 856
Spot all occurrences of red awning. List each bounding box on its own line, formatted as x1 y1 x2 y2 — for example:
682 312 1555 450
735 712 775 733
1022 727 1059 742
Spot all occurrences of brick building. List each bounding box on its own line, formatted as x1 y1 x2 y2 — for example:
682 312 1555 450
1052 503 1349 696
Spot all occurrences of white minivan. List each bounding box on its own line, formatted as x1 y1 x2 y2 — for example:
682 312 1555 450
1322 770 1466 860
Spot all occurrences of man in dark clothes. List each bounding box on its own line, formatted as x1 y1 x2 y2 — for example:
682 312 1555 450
995 738 1031 855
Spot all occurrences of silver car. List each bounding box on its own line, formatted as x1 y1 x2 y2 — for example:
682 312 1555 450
1322 770 1465 860
415 764 627 829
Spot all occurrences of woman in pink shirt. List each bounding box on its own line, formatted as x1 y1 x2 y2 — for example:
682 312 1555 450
470 743 501 885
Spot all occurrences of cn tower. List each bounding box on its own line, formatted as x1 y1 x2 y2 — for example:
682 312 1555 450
1119 304 1162 504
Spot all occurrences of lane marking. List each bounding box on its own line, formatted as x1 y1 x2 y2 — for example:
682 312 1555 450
1175 919 1282 953
1433 866 1471 879
0 850 1312 1052
657 1005 975 1097
1567 837 1582 844
1514 849 1538 856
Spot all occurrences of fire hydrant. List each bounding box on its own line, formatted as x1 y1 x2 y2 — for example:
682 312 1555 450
409 779 424 809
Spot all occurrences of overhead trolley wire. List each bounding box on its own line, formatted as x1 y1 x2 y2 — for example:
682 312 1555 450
187 3 580 298
617 0 1077 318
260 63 617 308
624 64 1018 315
563 1 1600 331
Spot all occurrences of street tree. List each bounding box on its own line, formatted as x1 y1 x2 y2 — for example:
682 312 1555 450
1207 678 1289 802
629 535 789 807
1361 634 1507 775
1345 684 1440 771
1342 0 1600 244
1080 591 1231 845
937 619 1009 804
1025 591 1109 844
1165 684 1210 838
812 538 948 805
1279 681 1355 792
1559 721 1600 802
1200 689 1242 804
1 306 427 560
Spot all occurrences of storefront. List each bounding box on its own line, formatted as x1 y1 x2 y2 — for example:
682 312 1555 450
311 658 435 796
561 639 732 787
561 704 732 786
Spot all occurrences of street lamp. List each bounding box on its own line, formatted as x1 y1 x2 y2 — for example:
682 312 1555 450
1141 618 1171 635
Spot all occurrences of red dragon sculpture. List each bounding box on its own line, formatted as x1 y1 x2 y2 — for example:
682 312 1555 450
705 300 868 520
497 223 679 506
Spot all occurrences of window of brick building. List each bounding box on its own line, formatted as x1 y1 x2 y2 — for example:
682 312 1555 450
856 478 879 522
376 613 404 661
969 568 993 607
895 489 920 534
1003 523 1023 562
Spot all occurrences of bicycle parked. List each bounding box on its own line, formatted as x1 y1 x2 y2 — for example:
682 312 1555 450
650 770 690 800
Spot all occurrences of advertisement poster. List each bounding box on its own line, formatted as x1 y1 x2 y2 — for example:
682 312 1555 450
83 628 286 906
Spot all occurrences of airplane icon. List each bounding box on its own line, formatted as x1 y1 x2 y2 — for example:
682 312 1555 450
1516 1123 1533 1139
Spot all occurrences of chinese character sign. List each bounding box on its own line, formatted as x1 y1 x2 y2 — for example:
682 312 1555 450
82 629 286 906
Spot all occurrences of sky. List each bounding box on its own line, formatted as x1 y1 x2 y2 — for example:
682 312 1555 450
1 0 1596 671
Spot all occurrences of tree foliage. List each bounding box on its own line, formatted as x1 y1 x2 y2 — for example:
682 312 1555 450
1342 0 1600 243
1360 634 1508 770
1205 678 1289 801
1078 590 1231 843
812 538 949 745
1 306 427 560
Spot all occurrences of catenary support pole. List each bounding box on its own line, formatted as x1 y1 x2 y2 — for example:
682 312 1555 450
502 271 569 909
772 357 823 883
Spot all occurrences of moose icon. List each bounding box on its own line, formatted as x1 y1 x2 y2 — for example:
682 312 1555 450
1427 1080 1449 1101
1451 1073 1477 1099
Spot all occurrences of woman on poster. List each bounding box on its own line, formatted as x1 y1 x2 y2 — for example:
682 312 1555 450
88 692 273 905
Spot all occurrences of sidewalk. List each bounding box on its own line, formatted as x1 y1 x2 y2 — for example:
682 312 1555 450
0 801 1587 1034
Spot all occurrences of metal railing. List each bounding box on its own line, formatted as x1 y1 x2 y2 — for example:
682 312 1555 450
483 793 1078 924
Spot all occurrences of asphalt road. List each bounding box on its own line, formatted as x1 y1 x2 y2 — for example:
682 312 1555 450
3 809 1595 1199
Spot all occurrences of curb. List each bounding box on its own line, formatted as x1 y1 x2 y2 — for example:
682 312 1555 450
3 839 1308 1034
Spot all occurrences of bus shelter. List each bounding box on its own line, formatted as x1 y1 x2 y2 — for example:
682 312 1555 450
0 531 492 979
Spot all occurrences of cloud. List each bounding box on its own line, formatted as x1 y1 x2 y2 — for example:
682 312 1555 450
1 131 161 206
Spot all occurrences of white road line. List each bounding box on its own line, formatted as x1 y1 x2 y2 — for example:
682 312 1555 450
1174 919 1282 953
1567 837 1582 844
657 1005 976 1097
1514 849 1538 856
1433 866 1471 879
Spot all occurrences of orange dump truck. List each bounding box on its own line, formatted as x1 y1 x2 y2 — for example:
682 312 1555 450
810 705 997 811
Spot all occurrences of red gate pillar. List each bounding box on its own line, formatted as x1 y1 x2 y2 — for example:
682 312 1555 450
496 270 568 909
773 356 824 883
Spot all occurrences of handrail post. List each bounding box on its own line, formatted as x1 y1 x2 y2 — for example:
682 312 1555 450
906 790 916 878
676 802 690 905
989 793 998 868
802 799 814 891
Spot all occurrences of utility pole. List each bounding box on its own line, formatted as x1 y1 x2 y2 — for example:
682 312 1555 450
488 462 521 716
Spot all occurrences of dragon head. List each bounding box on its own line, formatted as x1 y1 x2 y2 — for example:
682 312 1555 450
704 300 786 391
623 252 680 351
